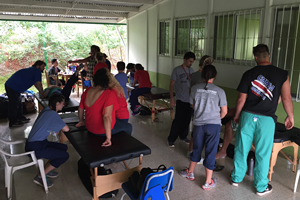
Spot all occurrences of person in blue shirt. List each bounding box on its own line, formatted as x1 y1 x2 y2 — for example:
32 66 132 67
25 94 70 188
5 60 46 127
115 61 129 99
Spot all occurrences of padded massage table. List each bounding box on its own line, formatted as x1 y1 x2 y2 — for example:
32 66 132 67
64 123 151 200
127 84 174 122
34 93 79 113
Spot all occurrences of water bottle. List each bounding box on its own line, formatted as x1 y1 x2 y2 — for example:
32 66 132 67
231 120 239 132
247 157 254 176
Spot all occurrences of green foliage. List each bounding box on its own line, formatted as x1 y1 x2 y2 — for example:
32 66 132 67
0 21 127 68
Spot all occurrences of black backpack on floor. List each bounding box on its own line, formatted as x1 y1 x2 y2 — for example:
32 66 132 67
139 105 152 116
77 158 118 198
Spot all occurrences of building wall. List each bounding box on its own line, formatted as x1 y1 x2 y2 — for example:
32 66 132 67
127 0 300 128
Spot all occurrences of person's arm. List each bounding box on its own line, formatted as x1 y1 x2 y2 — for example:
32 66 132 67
220 105 228 119
102 105 113 147
281 77 294 130
34 81 45 99
132 79 137 87
169 79 176 107
61 125 70 132
126 69 132 75
75 107 85 127
68 57 90 64
233 92 247 123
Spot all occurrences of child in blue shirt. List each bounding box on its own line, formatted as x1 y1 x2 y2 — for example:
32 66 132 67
115 61 129 99
25 94 70 188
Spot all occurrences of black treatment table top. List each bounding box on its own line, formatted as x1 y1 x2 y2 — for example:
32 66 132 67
34 93 79 113
274 123 300 144
59 112 80 124
64 123 151 169
126 84 174 100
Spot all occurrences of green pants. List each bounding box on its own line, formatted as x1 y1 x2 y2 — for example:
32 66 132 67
231 111 275 192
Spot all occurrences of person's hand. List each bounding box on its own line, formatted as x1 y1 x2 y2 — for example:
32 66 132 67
285 116 294 130
101 138 112 147
170 98 175 107
233 115 240 124
75 121 85 128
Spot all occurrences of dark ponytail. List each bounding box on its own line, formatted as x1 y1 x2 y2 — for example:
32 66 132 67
48 94 65 111
201 65 217 90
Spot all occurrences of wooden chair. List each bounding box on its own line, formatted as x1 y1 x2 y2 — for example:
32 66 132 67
76 72 88 97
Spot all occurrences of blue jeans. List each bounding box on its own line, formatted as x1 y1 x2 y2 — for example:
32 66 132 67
25 140 69 168
129 87 151 113
111 119 132 135
191 124 221 170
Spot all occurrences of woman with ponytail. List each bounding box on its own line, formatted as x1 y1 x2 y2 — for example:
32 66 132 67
187 55 214 159
180 65 227 190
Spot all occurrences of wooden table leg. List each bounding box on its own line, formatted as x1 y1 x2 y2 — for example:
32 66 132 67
37 101 43 113
152 100 156 122
92 157 144 199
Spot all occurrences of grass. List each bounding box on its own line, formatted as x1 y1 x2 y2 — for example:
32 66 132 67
0 72 48 95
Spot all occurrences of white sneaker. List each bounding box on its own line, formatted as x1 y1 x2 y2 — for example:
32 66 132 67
187 151 204 164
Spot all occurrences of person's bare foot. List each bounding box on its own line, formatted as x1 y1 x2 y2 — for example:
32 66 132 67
215 150 226 159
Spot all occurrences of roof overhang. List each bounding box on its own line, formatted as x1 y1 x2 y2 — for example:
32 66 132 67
0 0 166 24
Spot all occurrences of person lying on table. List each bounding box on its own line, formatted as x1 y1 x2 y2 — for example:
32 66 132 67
129 64 152 115
75 68 132 147
25 94 70 188
43 67 80 101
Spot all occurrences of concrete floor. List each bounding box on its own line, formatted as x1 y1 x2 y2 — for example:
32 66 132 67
1 93 300 200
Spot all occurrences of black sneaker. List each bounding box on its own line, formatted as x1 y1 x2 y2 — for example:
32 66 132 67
256 184 272 196
167 141 175 147
19 116 30 123
180 138 190 144
9 121 25 128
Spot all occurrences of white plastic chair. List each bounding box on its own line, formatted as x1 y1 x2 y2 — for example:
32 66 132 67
294 163 300 192
0 138 48 199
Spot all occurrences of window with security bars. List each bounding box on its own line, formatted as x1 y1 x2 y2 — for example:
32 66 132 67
271 6 300 101
159 21 170 56
175 17 206 58
214 9 262 64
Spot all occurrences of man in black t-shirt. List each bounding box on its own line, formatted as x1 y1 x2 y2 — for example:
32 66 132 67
230 44 294 196
48 59 65 86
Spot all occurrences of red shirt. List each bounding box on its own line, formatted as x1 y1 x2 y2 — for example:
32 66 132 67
79 88 119 135
134 70 152 88
110 89 129 120
93 63 108 75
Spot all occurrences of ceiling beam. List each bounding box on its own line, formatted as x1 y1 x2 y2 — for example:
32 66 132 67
0 14 122 24
0 0 139 12
81 0 154 4
0 6 128 18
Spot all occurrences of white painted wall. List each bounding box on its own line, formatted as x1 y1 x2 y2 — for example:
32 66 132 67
127 0 294 89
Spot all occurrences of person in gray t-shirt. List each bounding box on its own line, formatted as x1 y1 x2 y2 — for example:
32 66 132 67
190 55 214 88
180 65 227 189
188 55 214 155
168 52 195 147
